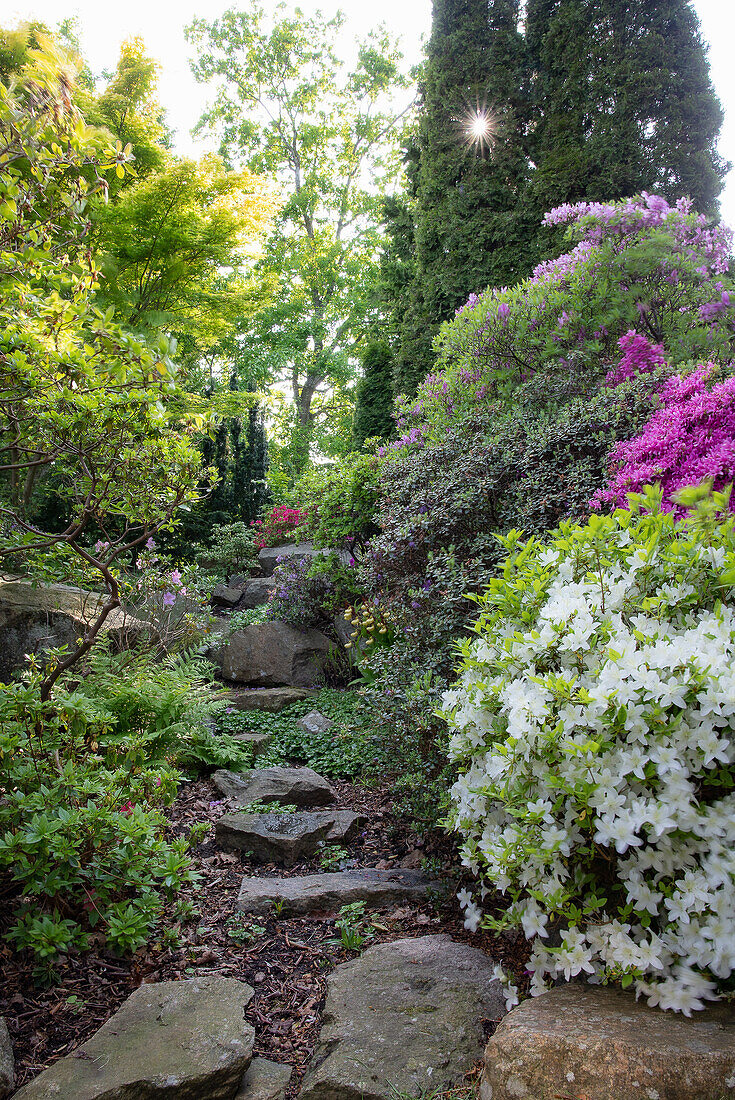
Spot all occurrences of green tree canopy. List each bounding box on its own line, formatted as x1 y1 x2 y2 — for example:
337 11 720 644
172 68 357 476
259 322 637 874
187 1 412 473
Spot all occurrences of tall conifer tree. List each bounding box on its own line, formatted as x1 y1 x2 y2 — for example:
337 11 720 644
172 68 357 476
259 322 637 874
526 0 727 216
396 0 533 397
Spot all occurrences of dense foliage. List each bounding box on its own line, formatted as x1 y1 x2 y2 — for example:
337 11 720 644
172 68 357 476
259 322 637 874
443 489 735 1014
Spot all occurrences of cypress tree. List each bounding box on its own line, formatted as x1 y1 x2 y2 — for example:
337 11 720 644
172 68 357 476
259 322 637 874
397 0 535 397
527 0 727 217
353 340 395 449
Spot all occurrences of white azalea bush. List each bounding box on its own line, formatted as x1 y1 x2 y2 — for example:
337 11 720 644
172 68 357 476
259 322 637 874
441 485 735 1015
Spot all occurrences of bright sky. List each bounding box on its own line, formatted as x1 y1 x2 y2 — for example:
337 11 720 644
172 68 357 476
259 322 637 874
5 0 735 226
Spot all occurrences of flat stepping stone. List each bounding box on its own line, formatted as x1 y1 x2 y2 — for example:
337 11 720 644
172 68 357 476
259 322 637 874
13 976 254 1100
237 867 439 916
226 687 315 712
214 765 336 808
217 810 364 865
0 1018 13 1100
236 1057 292 1100
230 729 273 757
481 983 735 1100
299 935 505 1100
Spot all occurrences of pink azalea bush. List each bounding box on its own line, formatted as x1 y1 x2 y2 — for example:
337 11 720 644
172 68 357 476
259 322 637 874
593 339 735 513
251 504 304 549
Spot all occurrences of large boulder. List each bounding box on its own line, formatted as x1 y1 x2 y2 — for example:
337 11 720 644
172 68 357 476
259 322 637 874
299 935 506 1100
213 766 336 808
258 542 327 578
13 976 255 1100
481 984 735 1100
237 868 440 918
239 578 274 608
0 1018 13 1100
222 621 332 688
0 578 142 681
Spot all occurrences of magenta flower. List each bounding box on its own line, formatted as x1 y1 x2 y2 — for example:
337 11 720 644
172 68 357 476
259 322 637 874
162 591 175 607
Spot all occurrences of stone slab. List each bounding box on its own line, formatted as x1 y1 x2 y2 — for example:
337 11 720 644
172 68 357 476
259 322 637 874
216 810 364 865
237 868 439 917
231 730 273 757
0 1018 13 1100
212 584 243 608
481 983 735 1100
226 687 316 713
235 1057 292 1100
299 935 506 1100
13 976 255 1100
214 766 336 808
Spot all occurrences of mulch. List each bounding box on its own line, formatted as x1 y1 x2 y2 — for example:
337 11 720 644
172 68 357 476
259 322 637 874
1 774 531 1094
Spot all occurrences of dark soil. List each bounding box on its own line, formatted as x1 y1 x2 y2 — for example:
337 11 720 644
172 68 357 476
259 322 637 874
1 775 530 1094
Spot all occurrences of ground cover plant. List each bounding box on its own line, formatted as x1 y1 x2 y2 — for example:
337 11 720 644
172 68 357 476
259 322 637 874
442 487 735 1014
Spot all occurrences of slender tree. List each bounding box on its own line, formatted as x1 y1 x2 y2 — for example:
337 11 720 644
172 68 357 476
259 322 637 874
187 3 411 474
352 340 395 449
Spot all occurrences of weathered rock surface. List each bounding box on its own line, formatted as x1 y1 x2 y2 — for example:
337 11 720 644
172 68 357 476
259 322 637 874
0 578 144 680
300 935 506 1100
231 729 273 757
258 542 326 577
222 621 332 688
214 766 336 808
0 1018 13 1100
481 984 735 1100
237 868 439 917
13 976 255 1100
212 584 243 608
226 687 315 713
235 1057 292 1100
240 577 275 608
297 710 334 735
216 810 364 865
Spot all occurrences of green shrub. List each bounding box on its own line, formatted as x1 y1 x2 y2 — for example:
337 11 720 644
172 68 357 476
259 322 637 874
0 675 189 973
194 522 259 579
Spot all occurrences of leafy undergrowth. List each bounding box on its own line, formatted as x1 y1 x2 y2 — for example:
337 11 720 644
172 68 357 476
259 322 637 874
217 688 389 777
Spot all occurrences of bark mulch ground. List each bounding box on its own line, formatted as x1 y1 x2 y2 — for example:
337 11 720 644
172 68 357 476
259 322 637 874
1 775 530 1094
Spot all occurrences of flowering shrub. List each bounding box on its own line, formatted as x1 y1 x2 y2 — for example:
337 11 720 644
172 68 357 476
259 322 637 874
295 452 380 553
388 194 733 452
267 551 361 630
594 362 735 515
251 504 304 549
441 486 735 1014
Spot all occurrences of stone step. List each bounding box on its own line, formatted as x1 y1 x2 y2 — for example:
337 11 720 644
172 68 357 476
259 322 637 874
298 936 506 1100
0 1018 13 1100
217 810 365 865
12 977 254 1100
225 687 316 713
236 1058 292 1100
237 867 439 917
480 984 735 1100
230 730 273 757
214 766 336 808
